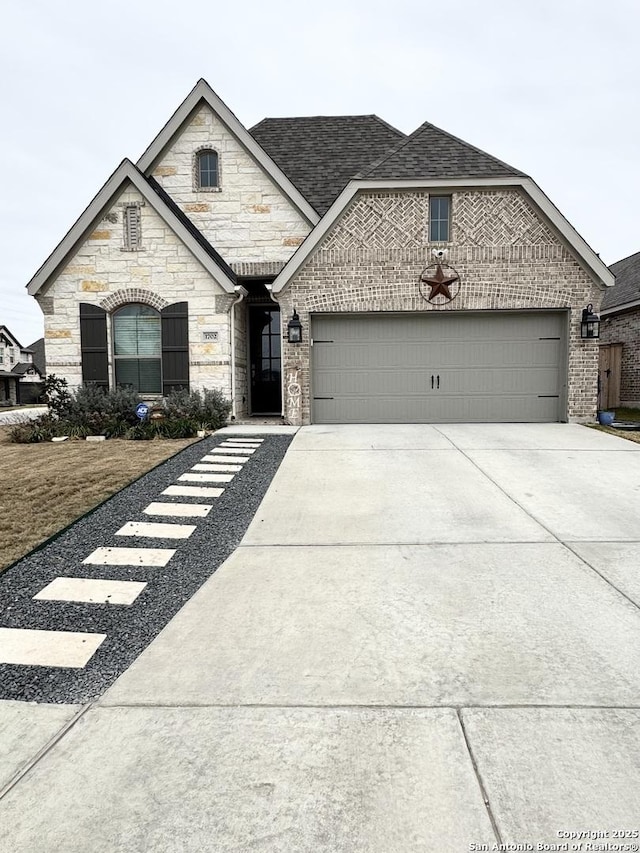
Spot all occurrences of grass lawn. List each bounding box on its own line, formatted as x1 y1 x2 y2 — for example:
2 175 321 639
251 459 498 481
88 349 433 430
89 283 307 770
0 427 199 573
589 407 640 444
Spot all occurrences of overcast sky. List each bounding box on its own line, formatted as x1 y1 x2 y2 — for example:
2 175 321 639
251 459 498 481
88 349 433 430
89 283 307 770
1 0 638 347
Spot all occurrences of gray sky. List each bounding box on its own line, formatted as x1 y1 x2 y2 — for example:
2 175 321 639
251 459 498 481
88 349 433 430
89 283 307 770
1 0 638 347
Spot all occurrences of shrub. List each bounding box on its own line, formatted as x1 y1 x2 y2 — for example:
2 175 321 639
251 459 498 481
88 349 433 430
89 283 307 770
42 374 72 418
9 414 57 443
124 422 156 441
163 388 231 429
153 418 199 439
9 383 231 442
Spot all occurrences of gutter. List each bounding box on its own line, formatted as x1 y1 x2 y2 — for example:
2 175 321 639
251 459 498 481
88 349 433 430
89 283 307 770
229 285 248 419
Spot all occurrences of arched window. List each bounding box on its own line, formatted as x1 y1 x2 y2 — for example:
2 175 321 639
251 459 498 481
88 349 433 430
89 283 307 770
197 149 219 189
112 304 161 393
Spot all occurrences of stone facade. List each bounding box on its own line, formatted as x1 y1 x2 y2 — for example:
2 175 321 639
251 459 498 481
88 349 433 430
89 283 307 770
151 105 311 264
37 185 232 395
600 307 640 406
277 189 604 425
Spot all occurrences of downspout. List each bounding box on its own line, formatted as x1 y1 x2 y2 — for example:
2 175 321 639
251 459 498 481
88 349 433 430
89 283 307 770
265 283 286 418
230 285 248 420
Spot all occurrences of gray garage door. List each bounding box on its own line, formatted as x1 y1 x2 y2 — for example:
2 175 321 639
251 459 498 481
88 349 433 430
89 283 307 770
311 312 566 423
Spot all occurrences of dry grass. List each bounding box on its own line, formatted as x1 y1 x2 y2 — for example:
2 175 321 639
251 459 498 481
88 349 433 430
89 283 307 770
589 424 640 444
0 427 198 572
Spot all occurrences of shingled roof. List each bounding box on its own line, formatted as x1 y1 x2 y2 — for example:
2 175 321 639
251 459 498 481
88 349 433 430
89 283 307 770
249 115 405 215
358 121 527 181
602 251 640 312
146 176 237 284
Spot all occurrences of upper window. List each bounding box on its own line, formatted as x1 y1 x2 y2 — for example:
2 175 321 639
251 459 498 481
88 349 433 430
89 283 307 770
112 304 161 394
197 150 219 190
429 196 451 242
0 346 4 365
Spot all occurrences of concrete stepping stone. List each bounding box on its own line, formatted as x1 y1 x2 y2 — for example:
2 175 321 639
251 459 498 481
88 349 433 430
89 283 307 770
34 578 147 606
178 473 234 483
144 502 212 518
115 521 196 539
201 455 250 464
191 464 242 472
211 448 255 455
219 441 258 447
162 485 224 498
0 627 106 668
83 547 175 567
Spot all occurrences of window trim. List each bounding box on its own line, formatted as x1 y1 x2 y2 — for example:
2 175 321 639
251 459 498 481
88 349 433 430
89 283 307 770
429 195 451 243
193 147 221 192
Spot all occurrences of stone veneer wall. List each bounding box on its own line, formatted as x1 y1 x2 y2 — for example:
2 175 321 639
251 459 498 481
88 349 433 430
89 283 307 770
600 307 640 406
151 105 312 264
37 184 233 396
277 189 605 425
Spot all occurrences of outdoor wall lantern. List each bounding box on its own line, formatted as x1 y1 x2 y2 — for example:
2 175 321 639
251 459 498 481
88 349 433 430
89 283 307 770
580 304 600 339
287 309 303 343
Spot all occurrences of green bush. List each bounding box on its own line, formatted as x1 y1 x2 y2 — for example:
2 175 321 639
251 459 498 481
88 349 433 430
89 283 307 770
162 388 231 429
8 383 231 443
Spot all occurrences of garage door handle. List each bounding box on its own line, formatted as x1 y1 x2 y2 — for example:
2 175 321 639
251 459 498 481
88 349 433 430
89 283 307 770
437 375 440 389
431 375 434 389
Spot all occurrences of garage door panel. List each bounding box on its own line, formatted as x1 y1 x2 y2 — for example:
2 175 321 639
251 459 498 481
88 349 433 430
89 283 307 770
311 312 566 424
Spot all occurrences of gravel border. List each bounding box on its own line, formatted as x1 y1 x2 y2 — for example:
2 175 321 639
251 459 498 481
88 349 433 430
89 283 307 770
0 432 293 704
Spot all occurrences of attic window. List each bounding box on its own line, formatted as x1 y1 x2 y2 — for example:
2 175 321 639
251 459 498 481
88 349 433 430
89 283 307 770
196 150 219 190
123 204 142 250
429 196 451 242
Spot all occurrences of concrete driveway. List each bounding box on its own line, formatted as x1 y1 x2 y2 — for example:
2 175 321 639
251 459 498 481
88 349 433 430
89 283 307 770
2 424 640 852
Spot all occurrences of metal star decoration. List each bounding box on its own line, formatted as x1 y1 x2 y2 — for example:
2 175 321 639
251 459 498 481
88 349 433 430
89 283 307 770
421 263 460 302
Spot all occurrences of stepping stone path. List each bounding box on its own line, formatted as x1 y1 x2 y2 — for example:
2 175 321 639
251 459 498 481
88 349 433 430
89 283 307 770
0 436 265 672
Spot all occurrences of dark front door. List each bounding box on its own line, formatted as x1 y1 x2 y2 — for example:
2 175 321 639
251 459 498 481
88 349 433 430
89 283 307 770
249 306 282 414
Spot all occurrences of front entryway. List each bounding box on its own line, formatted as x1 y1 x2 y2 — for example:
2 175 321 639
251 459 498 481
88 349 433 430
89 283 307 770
249 305 282 415
311 311 567 423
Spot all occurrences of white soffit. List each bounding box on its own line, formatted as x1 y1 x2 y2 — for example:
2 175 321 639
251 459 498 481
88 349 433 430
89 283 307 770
272 176 614 294
136 79 320 227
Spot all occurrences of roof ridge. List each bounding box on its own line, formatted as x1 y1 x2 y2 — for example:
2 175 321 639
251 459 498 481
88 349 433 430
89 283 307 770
369 114 406 138
355 123 423 178
415 120 525 176
610 248 640 268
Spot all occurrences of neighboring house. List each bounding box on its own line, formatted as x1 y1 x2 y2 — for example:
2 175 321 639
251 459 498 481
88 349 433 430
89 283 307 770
0 326 45 405
26 79 613 425
28 337 47 380
599 251 640 409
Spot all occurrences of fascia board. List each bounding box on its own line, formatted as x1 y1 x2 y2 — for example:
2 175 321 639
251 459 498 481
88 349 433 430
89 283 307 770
0 327 23 349
520 178 614 288
273 176 614 293
27 160 236 296
600 298 640 316
136 80 320 227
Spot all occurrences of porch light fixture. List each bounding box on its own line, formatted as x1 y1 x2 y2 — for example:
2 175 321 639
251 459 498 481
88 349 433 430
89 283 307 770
580 304 600 339
287 309 303 344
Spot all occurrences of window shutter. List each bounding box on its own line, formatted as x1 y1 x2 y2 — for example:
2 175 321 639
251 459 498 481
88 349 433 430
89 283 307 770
79 303 108 388
161 302 189 395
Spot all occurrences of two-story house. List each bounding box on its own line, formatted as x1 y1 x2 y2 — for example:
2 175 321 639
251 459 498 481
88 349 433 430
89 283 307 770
0 327 45 405
26 79 613 425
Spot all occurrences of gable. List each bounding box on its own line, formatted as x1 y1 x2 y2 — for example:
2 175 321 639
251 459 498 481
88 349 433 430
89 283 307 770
27 160 237 297
273 178 614 293
146 103 314 264
0 326 24 350
41 182 233 305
